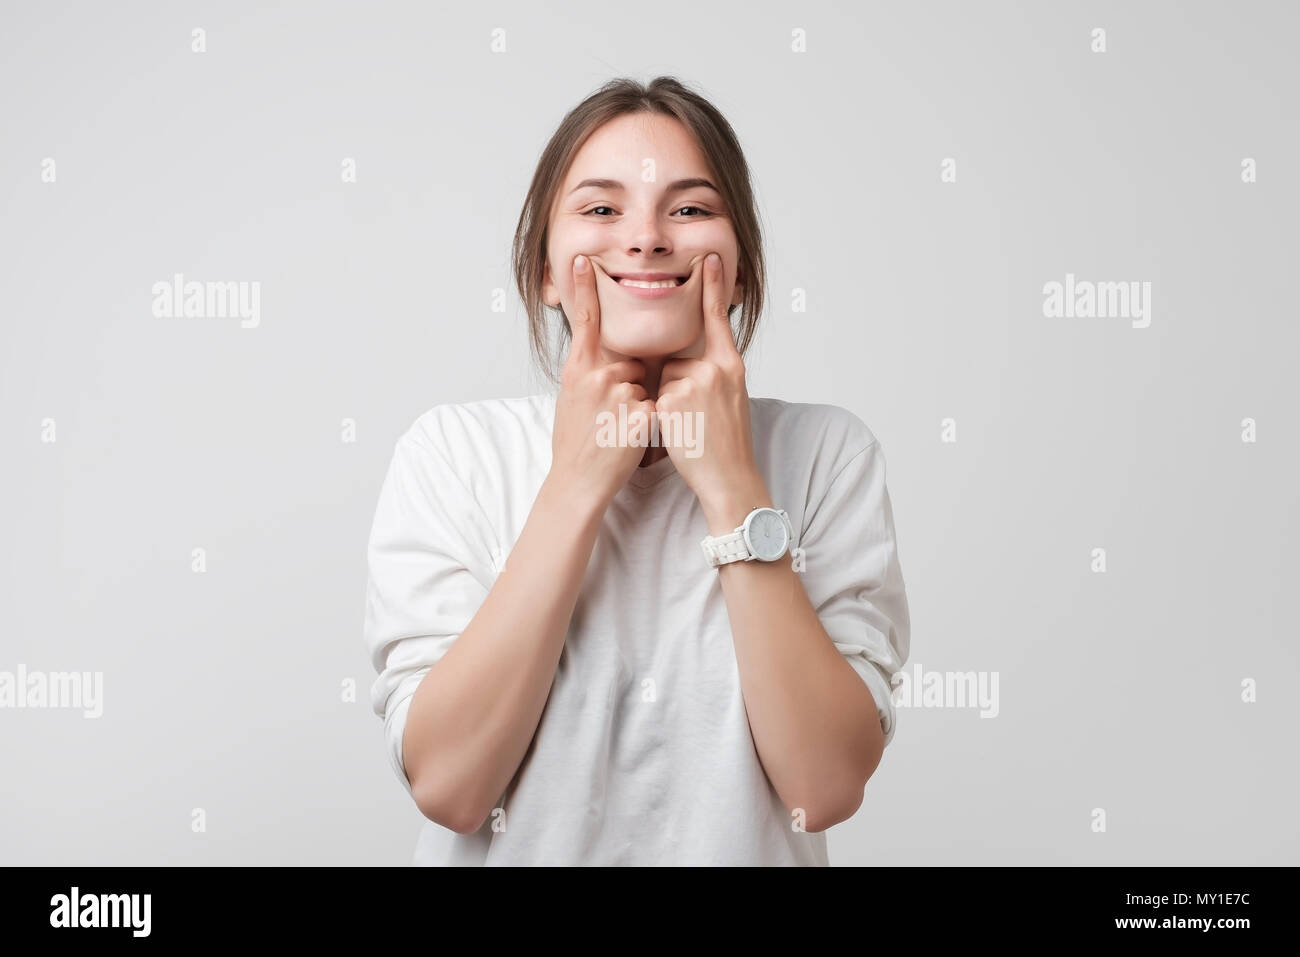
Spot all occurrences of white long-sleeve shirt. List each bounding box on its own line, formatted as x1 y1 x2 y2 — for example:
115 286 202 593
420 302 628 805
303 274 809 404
363 392 910 865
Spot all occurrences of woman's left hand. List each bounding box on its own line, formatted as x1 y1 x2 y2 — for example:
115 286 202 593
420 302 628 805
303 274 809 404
656 252 769 527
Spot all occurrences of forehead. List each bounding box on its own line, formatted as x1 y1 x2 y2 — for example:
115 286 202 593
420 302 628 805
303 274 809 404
564 112 709 180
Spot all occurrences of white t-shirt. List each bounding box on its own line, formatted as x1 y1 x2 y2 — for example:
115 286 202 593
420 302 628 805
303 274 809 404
363 392 910 866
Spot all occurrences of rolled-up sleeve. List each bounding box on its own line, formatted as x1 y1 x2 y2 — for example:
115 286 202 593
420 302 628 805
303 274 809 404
362 428 498 798
798 436 911 748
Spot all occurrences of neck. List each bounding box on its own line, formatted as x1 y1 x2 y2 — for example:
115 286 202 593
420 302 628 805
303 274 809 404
639 357 668 466
641 357 665 400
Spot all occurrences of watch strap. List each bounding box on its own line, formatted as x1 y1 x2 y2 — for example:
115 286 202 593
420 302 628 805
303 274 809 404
700 530 752 567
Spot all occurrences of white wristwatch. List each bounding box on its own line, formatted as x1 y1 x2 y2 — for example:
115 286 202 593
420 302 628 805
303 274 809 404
700 506 794 568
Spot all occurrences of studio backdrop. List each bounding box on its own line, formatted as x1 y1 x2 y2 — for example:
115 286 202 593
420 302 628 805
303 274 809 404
1 0 1296 865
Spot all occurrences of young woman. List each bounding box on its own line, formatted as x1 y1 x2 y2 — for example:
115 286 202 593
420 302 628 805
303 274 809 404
363 76 910 866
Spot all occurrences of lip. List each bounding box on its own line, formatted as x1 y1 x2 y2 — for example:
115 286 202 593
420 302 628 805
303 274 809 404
597 263 694 300
610 271 687 282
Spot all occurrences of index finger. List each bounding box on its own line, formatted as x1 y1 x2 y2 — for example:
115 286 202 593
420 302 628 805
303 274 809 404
702 252 740 362
567 254 601 367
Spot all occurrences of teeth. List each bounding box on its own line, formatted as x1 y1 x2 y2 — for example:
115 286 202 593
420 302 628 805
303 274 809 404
617 278 679 289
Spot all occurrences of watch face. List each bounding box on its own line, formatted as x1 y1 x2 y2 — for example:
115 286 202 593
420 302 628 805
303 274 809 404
746 509 788 561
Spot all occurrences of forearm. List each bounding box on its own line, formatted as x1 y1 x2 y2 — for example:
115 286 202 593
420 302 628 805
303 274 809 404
703 480 885 833
402 475 606 832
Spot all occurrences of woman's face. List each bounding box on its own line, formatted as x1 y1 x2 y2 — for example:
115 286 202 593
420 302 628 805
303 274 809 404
543 112 743 362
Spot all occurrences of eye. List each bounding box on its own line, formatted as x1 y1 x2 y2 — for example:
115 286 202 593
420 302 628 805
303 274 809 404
581 205 714 218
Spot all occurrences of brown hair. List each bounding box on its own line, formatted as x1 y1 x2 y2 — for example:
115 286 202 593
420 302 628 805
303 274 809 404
512 76 767 383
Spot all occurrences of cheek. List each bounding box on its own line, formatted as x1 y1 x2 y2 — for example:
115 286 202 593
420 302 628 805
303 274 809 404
689 229 739 274
548 228 605 292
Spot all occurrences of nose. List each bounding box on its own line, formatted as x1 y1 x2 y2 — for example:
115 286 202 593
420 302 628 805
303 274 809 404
624 207 671 256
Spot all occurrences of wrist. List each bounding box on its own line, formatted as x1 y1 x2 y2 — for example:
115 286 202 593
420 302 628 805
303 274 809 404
699 474 773 536
539 469 611 524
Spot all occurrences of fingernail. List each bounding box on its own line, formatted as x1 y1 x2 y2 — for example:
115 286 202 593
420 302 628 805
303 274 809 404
707 253 720 267
575 255 588 273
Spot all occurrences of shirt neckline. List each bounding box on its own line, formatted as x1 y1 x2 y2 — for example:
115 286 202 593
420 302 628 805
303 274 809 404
626 449 679 489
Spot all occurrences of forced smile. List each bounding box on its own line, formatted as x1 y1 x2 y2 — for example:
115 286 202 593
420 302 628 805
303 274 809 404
607 272 688 288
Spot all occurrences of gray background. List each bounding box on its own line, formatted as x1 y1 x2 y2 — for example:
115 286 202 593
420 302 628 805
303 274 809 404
1 0 1296 865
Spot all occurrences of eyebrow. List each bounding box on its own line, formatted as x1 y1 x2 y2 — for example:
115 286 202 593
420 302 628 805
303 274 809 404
567 177 720 196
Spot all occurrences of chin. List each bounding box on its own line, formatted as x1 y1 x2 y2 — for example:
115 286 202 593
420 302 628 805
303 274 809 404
600 315 701 359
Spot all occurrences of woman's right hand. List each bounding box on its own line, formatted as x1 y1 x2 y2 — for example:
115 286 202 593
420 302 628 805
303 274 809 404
548 254 656 506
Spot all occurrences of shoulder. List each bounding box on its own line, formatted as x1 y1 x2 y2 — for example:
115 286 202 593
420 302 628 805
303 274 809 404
749 399 897 534
385 394 556 504
397 392 555 458
749 396 879 471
